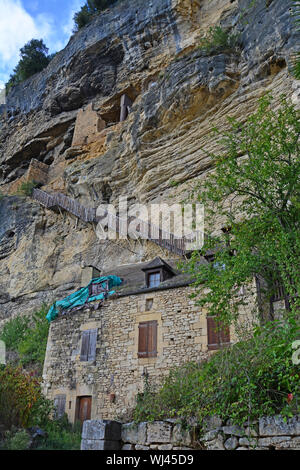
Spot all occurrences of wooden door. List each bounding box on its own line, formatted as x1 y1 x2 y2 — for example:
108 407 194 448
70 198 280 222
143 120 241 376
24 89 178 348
77 396 92 425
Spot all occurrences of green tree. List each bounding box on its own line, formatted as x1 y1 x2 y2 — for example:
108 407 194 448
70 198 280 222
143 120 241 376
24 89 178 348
184 94 300 325
18 305 50 370
73 0 119 31
6 39 52 92
73 4 94 30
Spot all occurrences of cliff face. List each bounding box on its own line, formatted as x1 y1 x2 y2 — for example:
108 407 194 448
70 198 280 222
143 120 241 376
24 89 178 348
0 0 299 323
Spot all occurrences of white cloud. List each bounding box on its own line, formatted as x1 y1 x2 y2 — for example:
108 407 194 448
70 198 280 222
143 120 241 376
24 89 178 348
0 0 52 82
62 0 85 37
0 0 86 85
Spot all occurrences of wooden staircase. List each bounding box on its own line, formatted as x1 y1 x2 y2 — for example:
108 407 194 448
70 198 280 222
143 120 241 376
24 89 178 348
32 188 202 256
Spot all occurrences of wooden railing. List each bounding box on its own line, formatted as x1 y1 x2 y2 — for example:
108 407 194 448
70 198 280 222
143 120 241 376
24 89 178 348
32 188 202 256
33 188 96 222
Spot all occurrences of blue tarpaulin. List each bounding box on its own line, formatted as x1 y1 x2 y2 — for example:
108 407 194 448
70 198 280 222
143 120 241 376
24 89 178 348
46 276 123 322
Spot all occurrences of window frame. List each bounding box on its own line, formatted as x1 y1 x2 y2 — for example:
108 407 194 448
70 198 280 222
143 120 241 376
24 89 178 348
146 270 162 288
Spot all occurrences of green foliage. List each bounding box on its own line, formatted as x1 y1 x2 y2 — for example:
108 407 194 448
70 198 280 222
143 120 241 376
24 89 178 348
198 26 240 55
2 429 31 450
133 318 300 426
184 94 300 324
17 180 38 196
73 0 119 31
18 305 50 370
0 316 29 351
0 305 50 371
0 364 52 429
35 416 82 450
73 4 94 30
6 39 52 93
169 180 180 187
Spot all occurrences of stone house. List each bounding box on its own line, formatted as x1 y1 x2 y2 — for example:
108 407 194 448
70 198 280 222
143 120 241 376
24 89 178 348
43 256 252 424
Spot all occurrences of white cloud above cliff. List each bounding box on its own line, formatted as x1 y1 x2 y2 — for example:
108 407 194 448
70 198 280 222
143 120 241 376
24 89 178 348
0 0 52 83
0 0 85 86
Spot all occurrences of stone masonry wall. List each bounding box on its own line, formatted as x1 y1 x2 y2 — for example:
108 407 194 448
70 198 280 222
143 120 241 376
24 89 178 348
42 284 255 423
81 415 300 451
3 158 49 195
72 104 106 147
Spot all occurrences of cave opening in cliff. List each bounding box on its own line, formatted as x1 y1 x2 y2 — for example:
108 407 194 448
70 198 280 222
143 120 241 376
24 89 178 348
98 90 137 126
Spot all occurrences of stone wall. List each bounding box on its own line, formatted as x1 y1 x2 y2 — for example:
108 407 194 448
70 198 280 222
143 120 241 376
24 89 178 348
81 415 300 451
72 104 106 147
42 284 255 423
3 158 49 195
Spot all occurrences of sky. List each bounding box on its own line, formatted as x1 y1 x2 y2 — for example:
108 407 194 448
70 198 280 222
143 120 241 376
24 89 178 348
0 0 86 90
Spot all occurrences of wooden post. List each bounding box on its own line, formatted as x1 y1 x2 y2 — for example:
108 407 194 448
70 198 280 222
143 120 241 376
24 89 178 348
120 94 132 122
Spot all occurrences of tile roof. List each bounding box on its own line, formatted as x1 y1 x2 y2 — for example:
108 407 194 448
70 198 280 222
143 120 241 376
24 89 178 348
101 258 203 297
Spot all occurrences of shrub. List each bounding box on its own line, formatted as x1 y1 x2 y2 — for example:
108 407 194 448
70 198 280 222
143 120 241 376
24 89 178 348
0 365 52 429
0 316 29 351
18 305 50 370
0 305 50 372
35 416 82 450
17 180 38 196
133 317 300 427
2 429 31 450
198 26 240 55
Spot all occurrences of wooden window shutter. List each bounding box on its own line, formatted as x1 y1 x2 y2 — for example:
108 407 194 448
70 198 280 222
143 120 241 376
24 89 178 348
138 321 158 358
54 394 66 419
80 331 90 362
88 329 97 362
138 323 148 358
207 317 219 351
80 329 98 362
147 321 158 358
207 317 230 350
219 323 230 345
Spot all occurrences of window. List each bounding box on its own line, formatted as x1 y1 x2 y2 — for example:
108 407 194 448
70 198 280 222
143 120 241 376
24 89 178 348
207 317 230 351
53 394 66 419
80 329 98 362
147 272 161 288
138 321 158 358
89 281 108 297
145 299 154 311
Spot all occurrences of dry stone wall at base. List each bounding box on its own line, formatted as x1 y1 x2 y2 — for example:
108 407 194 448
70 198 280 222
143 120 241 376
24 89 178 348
81 415 300 450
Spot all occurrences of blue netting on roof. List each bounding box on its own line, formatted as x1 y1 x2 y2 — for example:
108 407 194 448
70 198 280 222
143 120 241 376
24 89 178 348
46 276 122 322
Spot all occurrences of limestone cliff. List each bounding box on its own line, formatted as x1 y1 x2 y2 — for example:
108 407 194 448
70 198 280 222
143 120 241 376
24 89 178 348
0 0 299 323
